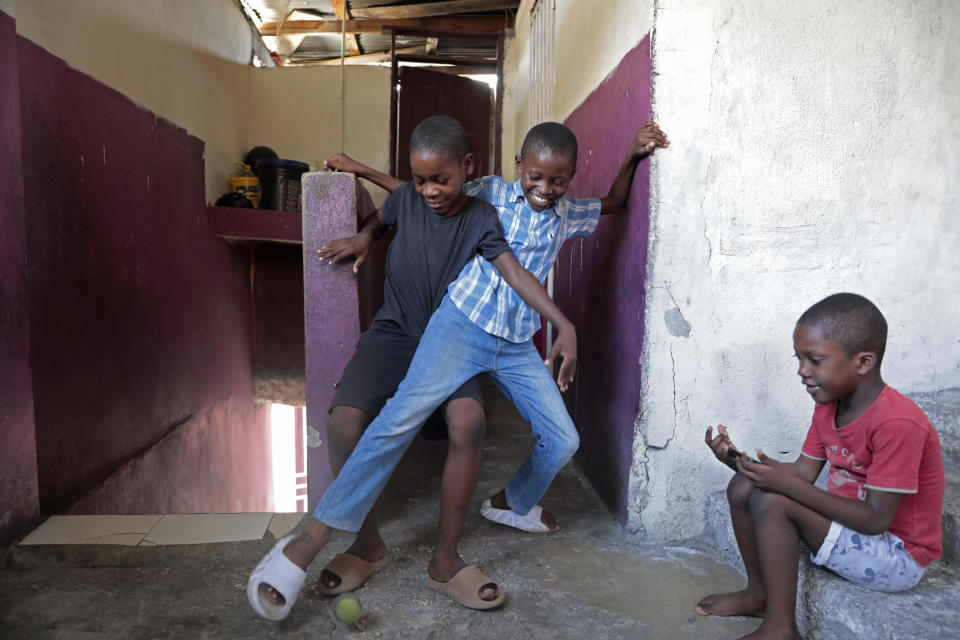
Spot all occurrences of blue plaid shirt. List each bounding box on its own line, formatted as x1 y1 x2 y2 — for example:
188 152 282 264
448 176 601 342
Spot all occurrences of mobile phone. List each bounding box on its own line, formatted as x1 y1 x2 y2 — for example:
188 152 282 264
728 447 758 464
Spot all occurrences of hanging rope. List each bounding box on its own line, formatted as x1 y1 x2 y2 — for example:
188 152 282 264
340 3 347 151
275 0 292 39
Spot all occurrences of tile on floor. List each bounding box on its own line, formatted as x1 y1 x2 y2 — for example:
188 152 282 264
19 515 162 546
141 513 272 545
267 512 304 539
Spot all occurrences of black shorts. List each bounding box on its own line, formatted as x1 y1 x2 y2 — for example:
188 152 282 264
330 320 485 436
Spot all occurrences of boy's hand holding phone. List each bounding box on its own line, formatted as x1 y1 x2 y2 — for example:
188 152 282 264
705 424 761 472
735 450 802 496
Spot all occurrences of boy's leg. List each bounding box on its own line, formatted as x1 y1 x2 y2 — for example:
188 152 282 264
697 473 768 617
486 341 579 522
314 405 387 591
429 392 498 602
312 299 494 532
484 373 558 529
699 477 831 640
262 322 416 605
742 489 830 639
262 405 384 605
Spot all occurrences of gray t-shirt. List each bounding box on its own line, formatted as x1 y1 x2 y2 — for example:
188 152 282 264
376 182 509 338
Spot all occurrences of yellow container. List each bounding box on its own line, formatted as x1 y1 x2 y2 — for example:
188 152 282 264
231 175 260 208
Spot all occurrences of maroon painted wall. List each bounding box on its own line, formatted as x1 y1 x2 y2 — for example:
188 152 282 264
12 33 272 516
0 10 40 548
557 38 653 523
253 244 306 379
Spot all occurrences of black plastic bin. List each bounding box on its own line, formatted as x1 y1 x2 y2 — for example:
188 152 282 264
256 158 309 212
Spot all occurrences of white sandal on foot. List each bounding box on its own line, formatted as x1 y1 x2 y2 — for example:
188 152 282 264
247 534 306 621
480 499 551 533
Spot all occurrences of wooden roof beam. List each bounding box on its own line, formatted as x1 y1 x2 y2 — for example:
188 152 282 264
384 27 500 40
396 53 497 67
351 0 520 20
259 16 512 37
303 45 425 66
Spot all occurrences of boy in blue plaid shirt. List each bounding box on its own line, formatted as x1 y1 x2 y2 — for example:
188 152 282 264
325 121 667 536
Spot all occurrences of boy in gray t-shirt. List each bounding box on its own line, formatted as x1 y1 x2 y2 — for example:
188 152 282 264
249 116 578 619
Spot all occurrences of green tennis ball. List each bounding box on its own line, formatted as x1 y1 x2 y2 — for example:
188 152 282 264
334 593 362 624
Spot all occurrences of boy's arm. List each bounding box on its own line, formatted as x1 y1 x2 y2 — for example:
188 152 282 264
739 453 903 535
490 251 577 391
325 153 406 193
316 209 389 273
600 121 669 214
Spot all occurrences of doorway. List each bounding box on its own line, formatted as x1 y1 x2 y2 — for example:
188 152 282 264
394 67 493 182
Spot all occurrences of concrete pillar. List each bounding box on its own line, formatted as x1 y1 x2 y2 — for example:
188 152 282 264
301 172 365 506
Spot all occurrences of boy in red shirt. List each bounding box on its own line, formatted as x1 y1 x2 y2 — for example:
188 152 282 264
700 293 944 640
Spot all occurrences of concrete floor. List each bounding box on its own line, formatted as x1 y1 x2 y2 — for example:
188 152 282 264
1 385 760 639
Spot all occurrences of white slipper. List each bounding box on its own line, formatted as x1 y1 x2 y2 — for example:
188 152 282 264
480 498 552 533
247 534 306 621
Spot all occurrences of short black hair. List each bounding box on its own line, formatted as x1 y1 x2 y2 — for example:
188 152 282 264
520 122 578 166
409 115 469 161
797 293 888 363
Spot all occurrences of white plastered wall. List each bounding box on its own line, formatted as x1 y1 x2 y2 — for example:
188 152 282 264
637 0 960 540
11 0 255 202
501 0 653 179
247 66 392 207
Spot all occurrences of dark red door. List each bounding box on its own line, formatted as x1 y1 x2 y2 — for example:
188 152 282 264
395 67 492 182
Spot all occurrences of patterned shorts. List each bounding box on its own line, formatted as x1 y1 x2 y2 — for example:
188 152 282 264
810 521 925 592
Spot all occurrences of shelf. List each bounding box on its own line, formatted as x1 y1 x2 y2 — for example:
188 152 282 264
206 206 302 244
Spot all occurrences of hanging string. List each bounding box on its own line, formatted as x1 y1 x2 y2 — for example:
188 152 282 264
275 0 292 39
340 4 347 151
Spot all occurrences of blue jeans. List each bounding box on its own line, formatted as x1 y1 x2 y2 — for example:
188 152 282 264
313 296 580 532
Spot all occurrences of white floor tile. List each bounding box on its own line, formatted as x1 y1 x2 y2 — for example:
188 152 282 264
267 512 304 539
19 515 162 546
141 513 272 545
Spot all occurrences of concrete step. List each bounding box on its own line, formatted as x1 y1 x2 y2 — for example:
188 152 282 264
943 473 960 563
797 557 958 640
911 386 960 472
911 389 959 563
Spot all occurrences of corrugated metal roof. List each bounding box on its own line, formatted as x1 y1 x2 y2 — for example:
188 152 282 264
243 0 335 24
245 0 513 64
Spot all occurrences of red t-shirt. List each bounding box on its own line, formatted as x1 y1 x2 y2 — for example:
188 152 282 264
801 386 944 566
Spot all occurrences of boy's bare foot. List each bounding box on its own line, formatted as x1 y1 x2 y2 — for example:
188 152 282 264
489 489 559 531
695 589 766 618
312 537 388 593
428 553 499 601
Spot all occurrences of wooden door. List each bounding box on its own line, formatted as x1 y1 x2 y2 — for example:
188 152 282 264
395 67 492 182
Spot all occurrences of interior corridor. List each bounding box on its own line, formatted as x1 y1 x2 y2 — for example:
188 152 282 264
1 383 756 639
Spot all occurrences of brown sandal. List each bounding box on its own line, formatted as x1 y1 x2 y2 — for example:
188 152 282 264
429 565 505 610
312 552 388 596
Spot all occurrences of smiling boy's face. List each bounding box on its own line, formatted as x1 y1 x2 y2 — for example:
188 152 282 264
793 322 865 405
410 149 472 216
515 149 576 212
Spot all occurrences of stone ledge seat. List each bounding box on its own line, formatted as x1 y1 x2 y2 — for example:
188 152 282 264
796 555 958 640
796 469 959 639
